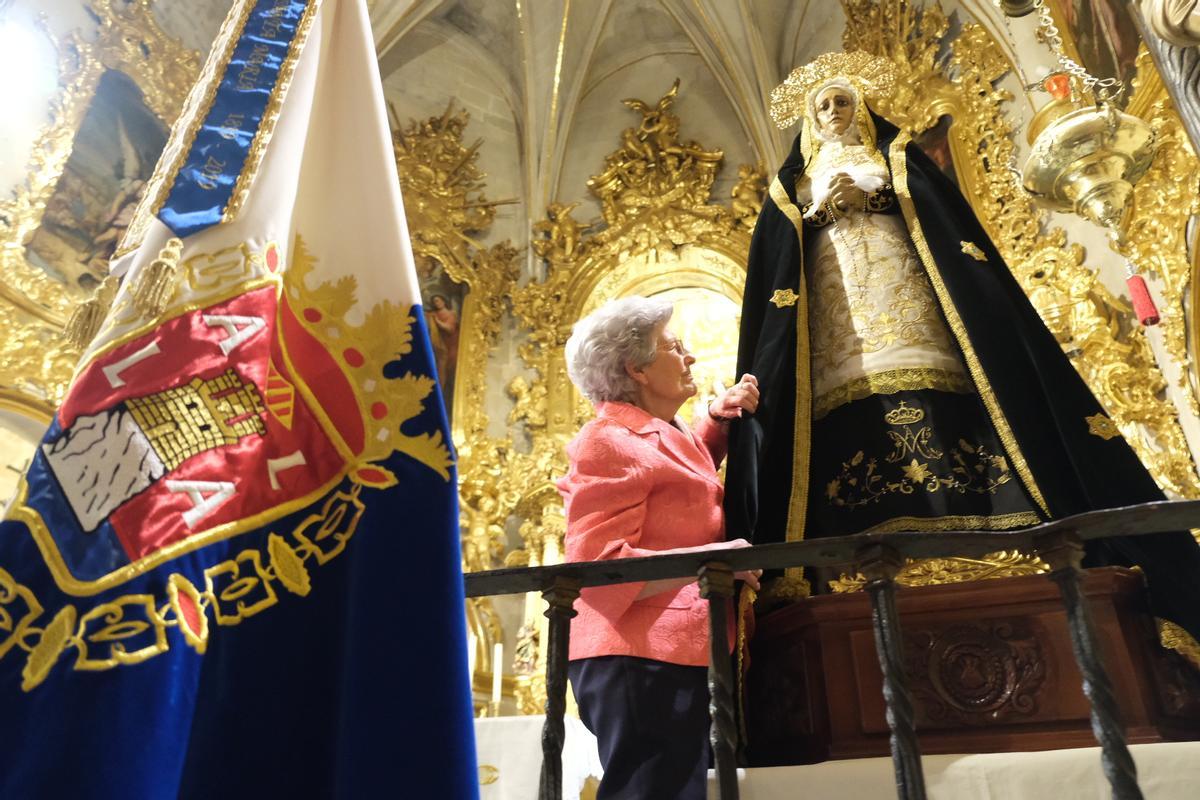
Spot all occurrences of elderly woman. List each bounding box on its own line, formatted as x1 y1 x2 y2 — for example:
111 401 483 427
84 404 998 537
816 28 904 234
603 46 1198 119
557 295 760 800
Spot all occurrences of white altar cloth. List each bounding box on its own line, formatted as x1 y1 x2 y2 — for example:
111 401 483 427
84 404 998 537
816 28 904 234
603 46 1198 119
712 742 1200 799
474 715 602 800
474 716 1198 800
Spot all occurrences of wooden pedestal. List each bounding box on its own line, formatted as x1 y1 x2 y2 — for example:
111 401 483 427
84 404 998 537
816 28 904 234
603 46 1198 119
745 567 1200 766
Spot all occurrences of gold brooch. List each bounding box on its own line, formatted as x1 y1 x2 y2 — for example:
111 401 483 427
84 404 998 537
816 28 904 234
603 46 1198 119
770 288 799 308
961 241 987 262
1086 413 1121 440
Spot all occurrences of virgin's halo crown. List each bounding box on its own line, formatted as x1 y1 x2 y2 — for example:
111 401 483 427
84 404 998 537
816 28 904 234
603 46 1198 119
769 51 898 129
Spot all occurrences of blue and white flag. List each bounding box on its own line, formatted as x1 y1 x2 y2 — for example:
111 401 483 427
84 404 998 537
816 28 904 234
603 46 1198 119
0 0 478 796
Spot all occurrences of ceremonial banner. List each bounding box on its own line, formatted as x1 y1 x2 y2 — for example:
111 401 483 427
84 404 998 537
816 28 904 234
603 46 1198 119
0 1 478 797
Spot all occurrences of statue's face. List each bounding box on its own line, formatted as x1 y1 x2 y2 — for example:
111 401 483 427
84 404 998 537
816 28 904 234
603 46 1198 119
814 86 855 136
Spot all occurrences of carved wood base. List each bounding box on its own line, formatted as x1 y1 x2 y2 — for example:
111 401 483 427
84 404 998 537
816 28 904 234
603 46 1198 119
746 568 1200 766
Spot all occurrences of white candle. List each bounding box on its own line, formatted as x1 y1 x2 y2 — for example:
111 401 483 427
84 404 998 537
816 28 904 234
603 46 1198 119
467 634 477 680
492 642 503 710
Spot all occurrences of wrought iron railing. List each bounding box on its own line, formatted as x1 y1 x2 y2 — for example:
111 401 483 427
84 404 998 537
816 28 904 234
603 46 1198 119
463 499 1200 800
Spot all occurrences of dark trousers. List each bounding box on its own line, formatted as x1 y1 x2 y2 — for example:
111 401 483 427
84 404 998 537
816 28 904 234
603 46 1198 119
568 656 711 800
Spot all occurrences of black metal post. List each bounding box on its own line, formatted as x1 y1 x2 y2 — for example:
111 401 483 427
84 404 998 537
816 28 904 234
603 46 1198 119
859 544 926 800
698 561 739 800
538 576 580 800
1037 531 1143 800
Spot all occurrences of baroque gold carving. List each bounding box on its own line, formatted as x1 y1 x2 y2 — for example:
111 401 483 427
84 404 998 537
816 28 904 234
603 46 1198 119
513 78 758 443
0 1 200 419
0 0 200 324
391 103 520 573
1119 49 1200 420
730 164 767 231
842 0 1200 501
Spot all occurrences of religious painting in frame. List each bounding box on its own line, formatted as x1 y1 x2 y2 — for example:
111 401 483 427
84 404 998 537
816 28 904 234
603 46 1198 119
415 255 467 418
912 114 960 188
1045 0 1143 104
24 69 168 299
0 1 198 430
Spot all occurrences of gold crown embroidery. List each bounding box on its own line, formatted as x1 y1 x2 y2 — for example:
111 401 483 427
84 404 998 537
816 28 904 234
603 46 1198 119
884 400 924 426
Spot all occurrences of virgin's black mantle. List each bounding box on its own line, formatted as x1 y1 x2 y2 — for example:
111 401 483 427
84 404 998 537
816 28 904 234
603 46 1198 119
724 113 1200 640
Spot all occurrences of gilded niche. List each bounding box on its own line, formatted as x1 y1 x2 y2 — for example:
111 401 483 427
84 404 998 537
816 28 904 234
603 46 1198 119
0 0 200 420
388 102 519 573
389 104 522 711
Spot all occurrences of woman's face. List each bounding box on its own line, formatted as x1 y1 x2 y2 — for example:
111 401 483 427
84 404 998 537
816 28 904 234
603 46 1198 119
431 295 447 310
631 323 697 412
814 86 855 136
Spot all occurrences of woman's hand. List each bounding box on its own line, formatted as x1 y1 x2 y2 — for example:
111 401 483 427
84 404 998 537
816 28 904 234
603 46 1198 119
711 538 762 590
827 172 865 216
709 373 760 421
636 538 763 598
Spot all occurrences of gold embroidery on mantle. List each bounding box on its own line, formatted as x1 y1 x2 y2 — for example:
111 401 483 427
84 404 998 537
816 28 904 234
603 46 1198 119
814 367 971 421
815 0 1190 605
960 241 986 262
1086 413 1122 441
770 288 799 308
826 419 1017 510
767 177 813 586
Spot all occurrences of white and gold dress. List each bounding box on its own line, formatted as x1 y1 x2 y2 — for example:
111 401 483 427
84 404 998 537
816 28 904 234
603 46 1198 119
797 140 1039 538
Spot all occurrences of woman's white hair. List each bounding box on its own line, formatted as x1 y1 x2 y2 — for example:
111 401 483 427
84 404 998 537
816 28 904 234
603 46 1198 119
565 295 673 404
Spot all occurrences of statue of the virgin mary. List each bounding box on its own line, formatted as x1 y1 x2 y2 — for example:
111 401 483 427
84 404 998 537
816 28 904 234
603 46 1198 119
724 51 1200 642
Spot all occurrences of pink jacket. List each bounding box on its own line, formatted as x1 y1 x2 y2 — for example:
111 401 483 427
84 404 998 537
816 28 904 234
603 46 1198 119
557 401 731 667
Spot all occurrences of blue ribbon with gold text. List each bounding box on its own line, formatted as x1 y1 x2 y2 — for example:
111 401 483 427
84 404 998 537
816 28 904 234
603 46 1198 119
157 0 311 238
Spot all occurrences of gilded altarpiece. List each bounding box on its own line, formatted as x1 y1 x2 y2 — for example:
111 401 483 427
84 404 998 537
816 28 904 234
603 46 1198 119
389 104 521 704
3 0 1198 706
0 1 199 424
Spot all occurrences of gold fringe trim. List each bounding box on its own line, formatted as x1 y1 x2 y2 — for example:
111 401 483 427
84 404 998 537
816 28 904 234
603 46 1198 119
830 546 1047 593
736 584 757 746
1158 618 1200 671
889 134 1051 517
813 367 973 420
62 275 121 350
759 573 812 606
130 238 184 317
862 511 1042 534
